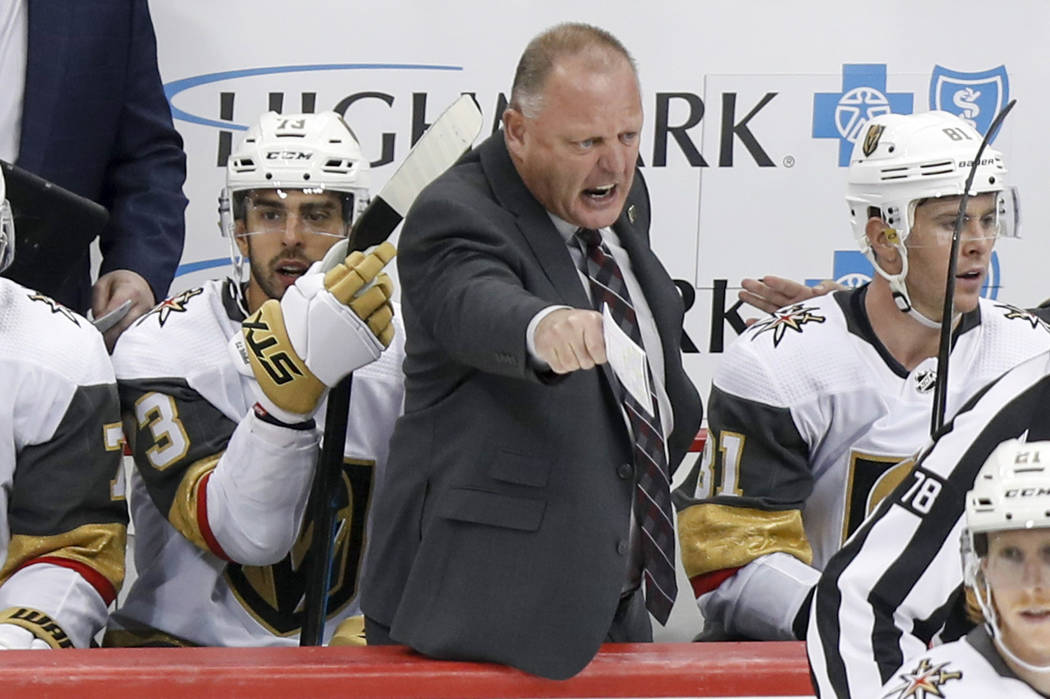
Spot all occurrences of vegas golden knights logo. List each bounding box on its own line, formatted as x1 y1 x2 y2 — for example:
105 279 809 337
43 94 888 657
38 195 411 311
862 123 885 157
224 459 374 635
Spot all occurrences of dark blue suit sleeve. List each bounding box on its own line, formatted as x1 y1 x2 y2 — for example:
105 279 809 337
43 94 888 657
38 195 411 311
95 0 187 303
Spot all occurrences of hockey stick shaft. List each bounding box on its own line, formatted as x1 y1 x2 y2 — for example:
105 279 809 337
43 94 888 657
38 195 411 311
300 95 483 646
930 99 1016 437
300 376 351 646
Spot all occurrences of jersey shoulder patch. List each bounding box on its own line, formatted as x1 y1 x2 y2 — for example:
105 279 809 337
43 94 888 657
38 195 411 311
748 301 828 348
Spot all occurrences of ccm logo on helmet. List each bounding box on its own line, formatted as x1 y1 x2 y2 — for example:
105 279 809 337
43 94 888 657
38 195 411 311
265 151 313 160
1004 488 1050 498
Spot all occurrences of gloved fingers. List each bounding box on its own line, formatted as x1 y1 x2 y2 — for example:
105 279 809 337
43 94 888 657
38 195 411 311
323 250 366 300
326 243 396 304
368 303 395 347
350 242 396 287
368 241 397 265
375 273 394 299
348 274 393 319
345 250 367 268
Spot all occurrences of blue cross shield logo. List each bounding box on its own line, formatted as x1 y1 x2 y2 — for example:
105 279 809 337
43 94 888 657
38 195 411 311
929 65 1009 138
813 64 913 166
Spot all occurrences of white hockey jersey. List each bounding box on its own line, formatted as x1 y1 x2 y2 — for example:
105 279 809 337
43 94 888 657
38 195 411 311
876 628 1042 698
0 278 125 648
107 279 404 646
674 287 1050 640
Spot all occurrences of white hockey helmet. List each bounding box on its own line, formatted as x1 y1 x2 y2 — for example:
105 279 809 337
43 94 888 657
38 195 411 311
846 110 1013 325
0 167 14 274
962 438 1050 671
217 111 370 288
964 438 1050 577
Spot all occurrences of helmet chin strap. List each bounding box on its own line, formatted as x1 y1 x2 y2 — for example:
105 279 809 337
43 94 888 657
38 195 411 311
872 240 954 330
226 233 250 318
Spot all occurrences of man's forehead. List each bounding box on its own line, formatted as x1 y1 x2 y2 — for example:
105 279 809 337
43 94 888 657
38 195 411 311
247 189 342 207
921 191 998 212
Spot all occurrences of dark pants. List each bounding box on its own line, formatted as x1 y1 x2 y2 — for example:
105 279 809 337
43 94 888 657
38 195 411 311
364 587 652 647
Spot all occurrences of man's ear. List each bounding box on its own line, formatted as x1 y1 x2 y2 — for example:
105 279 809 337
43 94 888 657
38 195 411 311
866 217 902 269
503 107 527 159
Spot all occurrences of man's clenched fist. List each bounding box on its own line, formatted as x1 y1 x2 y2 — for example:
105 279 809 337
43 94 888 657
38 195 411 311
534 307 607 374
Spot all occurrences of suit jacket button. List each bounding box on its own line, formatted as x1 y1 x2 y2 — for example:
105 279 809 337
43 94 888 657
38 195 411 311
617 462 633 480
616 540 629 556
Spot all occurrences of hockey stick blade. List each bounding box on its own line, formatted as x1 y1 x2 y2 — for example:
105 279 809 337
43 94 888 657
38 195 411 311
347 94 483 251
930 99 1016 437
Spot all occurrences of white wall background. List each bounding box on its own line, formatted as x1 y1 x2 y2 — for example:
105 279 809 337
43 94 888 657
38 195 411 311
148 0 1050 641
150 0 1050 404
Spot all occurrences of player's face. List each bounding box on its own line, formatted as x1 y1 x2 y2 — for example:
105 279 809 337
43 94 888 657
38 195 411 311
235 189 347 313
984 528 1050 666
903 193 998 320
504 51 642 231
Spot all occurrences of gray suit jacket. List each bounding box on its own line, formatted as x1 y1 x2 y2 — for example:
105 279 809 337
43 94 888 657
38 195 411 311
361 131 702 679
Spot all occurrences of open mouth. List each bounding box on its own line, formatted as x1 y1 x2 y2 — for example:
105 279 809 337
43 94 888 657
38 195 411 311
583 184 616 200
275 260 309 284
956 269 983 281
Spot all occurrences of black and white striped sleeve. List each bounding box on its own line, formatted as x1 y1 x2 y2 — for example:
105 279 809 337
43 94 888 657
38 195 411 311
807 351 1050 698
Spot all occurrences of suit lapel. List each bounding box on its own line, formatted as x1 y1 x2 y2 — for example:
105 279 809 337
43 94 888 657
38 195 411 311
478 134 591 310
18 0 71 171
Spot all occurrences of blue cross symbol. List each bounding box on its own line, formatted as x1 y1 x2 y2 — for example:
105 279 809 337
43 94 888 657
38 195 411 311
813 64 913 166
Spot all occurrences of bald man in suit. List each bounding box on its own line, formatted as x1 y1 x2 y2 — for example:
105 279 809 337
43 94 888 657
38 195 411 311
361 22 702 679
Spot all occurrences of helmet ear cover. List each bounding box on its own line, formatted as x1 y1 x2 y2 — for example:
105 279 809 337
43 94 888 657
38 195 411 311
972 531 988 557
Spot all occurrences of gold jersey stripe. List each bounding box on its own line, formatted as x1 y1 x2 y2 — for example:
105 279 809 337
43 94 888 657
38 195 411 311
330 614 367 647
2 523 126 598
677 502 812 579
167 453 222 554
103 625 198 648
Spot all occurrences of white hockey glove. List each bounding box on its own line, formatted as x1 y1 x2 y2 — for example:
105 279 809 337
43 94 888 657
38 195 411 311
0 624 49 650
242 241 396 424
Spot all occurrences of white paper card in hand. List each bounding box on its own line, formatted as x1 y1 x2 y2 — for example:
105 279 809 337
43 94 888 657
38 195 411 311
601 303 654 417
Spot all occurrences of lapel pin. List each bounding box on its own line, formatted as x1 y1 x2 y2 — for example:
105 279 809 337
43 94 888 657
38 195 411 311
627 204 637 224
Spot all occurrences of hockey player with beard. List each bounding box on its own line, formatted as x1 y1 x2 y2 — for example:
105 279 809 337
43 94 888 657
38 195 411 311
875 439 1050 698
0 167 126 649
673 111 1050 643
105 111 403 646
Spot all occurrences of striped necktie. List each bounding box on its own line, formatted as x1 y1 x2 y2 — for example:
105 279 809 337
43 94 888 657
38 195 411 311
575 227 677 623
